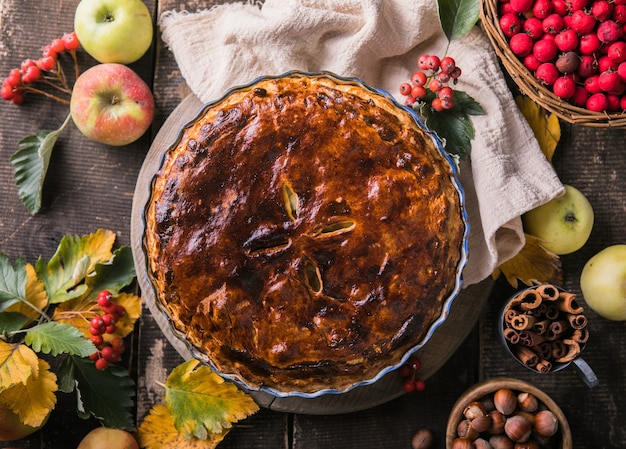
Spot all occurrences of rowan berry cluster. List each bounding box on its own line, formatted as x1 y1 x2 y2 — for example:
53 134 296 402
398 54 462 112
499 0 626 112
1 31 79 105
399 357 426 393
88 290 127 371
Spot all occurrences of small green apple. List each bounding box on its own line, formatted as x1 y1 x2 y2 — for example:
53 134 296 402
77 427 139 449
0 402 45 441
70 63 154 146
580 244 626 321
522 184 594 255
74 0 153 64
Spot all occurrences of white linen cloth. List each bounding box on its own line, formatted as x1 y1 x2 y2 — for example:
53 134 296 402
158 0 565 286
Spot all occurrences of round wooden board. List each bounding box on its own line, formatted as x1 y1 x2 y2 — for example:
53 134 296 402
130 94 492 415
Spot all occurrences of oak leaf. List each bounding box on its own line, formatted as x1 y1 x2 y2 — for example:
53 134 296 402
0 357 57 427
137 404 228 449
492 233 562 288
515 95 561 162
164 360 260 439
0 342 39 392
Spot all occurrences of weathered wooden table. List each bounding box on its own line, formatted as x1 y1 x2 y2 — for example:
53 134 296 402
1 1 625 448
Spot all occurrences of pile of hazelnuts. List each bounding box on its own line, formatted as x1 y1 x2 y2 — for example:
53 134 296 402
450 387 561 449
498 0 626 112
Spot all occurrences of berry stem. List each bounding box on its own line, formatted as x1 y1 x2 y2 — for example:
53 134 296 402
20 86 70 105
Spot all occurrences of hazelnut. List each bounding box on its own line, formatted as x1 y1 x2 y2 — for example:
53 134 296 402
411 428 434 449
513 441 540 449
517 392 538 413
534 409 559 438
487 410 506 434
489 434 515 449
471 414 493 433
494 388 518 416
474 437 494 449
464 401 488 420
457 419 479 440
504 415 533 443
452 437 474 449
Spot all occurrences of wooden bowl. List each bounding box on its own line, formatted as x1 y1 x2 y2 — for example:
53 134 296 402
445 377 572 449
479 0 626 128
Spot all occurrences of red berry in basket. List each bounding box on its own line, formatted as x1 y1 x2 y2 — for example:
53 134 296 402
572 85 590 106
542 13 566 35
608 41 626 63
411 71 427 86
567 0 589 12
578 54 598 77
618 61 626 81
585 74 603 93
613 5 626 23
553 75 577 98
500 13 522 38
599 70 626 94
598 20 623 43
579 33 602 54
556 51 581 73
621 95 626 110
511 0 533 13
536 62 560 86
534 38 558 62
533 0 554 18
524 54 542 71
399 82 412 96
555 29 580 52
510 32 534 56
552 0 568 16
524 17 545 40
586 92 609 111
606 94 622 111
592 0 614 21
598 55 618 73
570 9 597 35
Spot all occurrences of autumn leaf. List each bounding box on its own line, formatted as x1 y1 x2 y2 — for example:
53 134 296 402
24 321 96 357
492 233 563 288
515 95 561 162
3 263 48 322
35 229 116 304
137 404 229 449
0 358 57 427
164 360 260 439
0 342 40 392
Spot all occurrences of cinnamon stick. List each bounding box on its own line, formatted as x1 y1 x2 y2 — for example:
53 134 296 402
515 345 539 367
556 291 584 314
536 284 560 301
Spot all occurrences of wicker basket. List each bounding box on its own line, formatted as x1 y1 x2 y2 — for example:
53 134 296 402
480 0 626 128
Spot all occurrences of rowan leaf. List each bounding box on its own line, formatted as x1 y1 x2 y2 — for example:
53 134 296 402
0 358 57 427
164 360 259 439
4 263 48 323
0 253 28 314
24 321 96 357
492 233 563 288
437 0 480 41
35 229 116 304
57 355 135 430
137 404 229 449
0 342 39 392
10 114 71 214
515 95 561 162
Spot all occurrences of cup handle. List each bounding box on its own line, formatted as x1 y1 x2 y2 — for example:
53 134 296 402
571 357 599 388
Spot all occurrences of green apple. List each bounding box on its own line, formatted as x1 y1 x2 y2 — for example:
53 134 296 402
77 427 139 449
580 245 626 321
70 63 154 146
74 0 153 64
522 184 594 255
0 402 45 441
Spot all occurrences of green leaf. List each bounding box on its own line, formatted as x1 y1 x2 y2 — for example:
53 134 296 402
0 312 30 334
416 90 484 160
24 321 96 357
0 254 27 313
84 247 136 301
437 0 480 42
10 114 71 215
57 355 136 431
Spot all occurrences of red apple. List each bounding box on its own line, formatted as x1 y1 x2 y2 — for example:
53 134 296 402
77 427 139 449
70 63 154 146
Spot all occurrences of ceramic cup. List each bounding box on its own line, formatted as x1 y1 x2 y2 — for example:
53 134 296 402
498 284 598 388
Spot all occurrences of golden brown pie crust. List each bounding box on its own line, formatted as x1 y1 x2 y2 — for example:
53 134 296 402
144 73 466 394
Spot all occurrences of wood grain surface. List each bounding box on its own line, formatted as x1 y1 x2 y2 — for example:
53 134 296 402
0 1 625 448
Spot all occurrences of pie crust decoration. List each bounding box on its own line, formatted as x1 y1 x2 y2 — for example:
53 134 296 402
144 72 467 395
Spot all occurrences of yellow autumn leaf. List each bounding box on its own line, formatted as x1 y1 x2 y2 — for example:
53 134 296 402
0 358 57 427
516 95 561 162
80 228 117 274
492 233 563 289
4 263 48 321
137 404 229 449
52 292 141 340
0 342 39 392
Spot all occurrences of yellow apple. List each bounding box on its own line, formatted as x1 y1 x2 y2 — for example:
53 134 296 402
77 427 139 449
0 402 45 441
522 184 594 255
580 244 626 321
